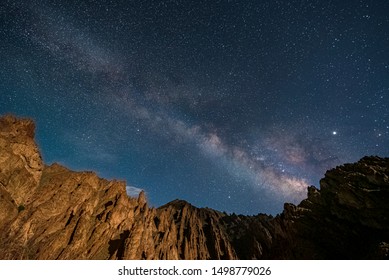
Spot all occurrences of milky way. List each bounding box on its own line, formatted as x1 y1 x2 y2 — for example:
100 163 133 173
1 0 388 214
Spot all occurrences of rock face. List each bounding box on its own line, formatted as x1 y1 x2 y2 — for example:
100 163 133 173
0 115 388 259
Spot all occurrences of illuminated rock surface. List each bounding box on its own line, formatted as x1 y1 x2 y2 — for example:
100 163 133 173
0 115 388 259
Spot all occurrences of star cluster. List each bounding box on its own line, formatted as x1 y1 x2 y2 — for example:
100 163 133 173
1 0 388 214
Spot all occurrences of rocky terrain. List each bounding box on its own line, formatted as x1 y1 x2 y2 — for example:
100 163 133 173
0 115 388 259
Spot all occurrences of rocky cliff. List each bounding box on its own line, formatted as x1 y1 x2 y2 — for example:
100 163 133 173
0 115 388 259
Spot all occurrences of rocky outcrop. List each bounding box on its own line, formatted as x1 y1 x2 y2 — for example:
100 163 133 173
154 200 236 259
221 156 389 259
0 116 42 202
0 115 388 259
277 156 389 259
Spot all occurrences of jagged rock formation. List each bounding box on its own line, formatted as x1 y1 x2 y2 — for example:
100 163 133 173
0 115 388 259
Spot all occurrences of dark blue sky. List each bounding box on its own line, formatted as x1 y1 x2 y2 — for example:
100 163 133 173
1 0 388 214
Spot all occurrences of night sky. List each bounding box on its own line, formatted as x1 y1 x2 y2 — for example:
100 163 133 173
1 0 388 215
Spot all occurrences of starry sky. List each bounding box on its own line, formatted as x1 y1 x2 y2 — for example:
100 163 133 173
1 0 388 215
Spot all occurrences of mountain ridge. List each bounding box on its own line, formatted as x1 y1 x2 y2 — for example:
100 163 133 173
0 114 388 259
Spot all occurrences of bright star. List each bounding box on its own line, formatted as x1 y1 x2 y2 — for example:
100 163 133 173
332 131 337 135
